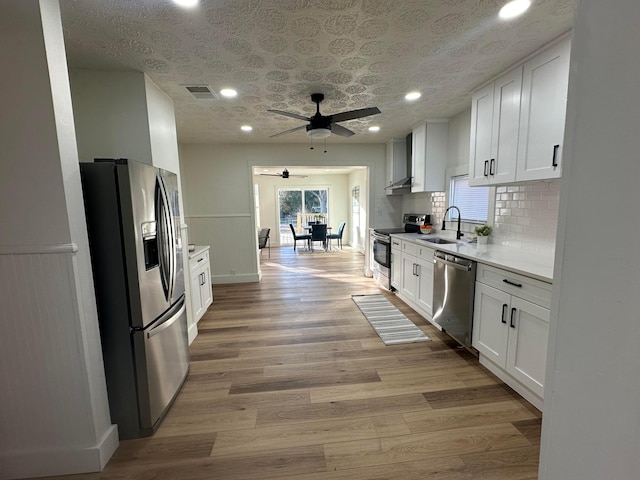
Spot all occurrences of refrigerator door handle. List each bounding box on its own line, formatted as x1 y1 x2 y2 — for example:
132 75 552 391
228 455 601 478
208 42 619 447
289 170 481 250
147 299 186 339
156 176 175 301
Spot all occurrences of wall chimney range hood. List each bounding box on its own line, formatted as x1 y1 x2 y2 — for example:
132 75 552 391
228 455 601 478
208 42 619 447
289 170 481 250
384 133 413 193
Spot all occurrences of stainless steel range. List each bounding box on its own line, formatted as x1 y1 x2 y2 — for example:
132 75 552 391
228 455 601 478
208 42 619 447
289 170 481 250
371 213 430 289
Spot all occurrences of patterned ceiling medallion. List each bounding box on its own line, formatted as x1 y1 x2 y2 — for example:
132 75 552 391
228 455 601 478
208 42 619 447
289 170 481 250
323 15 358 36
118 38 153 55
357 74 381 86
345 85 366 94
240 54 266 68
357 19 388 39
266 83 288 93
255 8 287 33
294 38 321 54
326 71 353 84
361 0 399 16
265 93 286 102
396 10 431 32
265 70 290 81
360 41 386 56
222 38 252 55
315 0 358 11
141 58 170 72
432 13 467 35
273 55 299 70
372 86 392 95
205 60 233 73
305 56 334 69
290 17 321 37
327 38 356 56
387 42 414 57
449 44 476 57
259 35 288 54
236 70 260 82
339 57 367 70
296 70 323 82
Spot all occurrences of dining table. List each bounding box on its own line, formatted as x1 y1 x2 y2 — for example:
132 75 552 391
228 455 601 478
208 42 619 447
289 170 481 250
303 224 332 251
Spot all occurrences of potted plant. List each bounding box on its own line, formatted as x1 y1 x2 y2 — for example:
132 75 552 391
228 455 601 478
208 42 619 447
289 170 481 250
474 224 492 244
314 214 325 223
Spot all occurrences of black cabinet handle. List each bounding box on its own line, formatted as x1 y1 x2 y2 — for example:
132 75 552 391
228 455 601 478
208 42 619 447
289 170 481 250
501 304 508 324
483 160 489 176
552 144 560 167
510 308 517 328
503 278 523 288
489 158 495 176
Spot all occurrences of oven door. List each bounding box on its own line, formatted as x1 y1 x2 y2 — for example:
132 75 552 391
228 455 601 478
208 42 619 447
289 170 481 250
372 233 391 269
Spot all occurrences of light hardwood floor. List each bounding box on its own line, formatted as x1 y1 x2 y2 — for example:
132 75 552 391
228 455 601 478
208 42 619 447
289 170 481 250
45 246 542 479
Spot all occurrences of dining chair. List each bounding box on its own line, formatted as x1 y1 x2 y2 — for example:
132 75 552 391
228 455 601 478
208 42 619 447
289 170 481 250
327 221 346 249
258 227 270 257
310 223 327 251
289 223 311 251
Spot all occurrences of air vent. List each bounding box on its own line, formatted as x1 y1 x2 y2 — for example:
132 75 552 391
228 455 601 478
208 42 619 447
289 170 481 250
183 85 218 100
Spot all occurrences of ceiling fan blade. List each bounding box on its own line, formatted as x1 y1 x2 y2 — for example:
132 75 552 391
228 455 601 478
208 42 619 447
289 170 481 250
267 109 310 121
288 174 308 178
260 173 284 176
331 123 356 137
329 106 381 123
269 125 307 138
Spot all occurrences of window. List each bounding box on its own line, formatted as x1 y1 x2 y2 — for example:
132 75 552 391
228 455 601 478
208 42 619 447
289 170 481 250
448 175 489 223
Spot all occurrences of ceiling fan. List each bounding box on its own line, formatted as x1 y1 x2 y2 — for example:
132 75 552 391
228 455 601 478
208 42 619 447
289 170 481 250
268 93 381 139
260 168 307 179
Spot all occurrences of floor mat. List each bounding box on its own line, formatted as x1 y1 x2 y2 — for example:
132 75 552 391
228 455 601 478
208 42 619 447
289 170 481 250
352 294 431 345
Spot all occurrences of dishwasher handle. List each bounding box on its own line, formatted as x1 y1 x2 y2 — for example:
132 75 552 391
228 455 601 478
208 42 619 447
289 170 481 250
433 252 474 272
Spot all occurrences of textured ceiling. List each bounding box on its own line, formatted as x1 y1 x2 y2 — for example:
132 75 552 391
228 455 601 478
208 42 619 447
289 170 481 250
59 0 576 144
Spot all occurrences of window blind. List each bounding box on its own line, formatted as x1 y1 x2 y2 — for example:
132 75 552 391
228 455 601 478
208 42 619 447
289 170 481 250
449 175 489 223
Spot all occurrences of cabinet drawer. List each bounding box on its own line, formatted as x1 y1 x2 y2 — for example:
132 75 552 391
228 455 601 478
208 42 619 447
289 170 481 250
476 263 552 308
402 240 418 257
391 238 402 251
189 249 209 271
417 246 434 262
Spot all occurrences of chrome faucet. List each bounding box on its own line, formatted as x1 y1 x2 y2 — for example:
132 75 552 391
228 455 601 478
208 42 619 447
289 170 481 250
442 206 463 239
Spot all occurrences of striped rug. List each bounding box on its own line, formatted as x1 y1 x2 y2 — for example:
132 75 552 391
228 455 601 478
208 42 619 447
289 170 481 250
352 294 431 345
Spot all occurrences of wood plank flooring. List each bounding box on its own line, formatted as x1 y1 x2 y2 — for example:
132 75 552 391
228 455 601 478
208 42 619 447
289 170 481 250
43 246 542 479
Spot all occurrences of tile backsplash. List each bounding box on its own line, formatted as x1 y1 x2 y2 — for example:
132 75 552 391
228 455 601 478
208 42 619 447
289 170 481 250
404 180 560 252
493 180 560 250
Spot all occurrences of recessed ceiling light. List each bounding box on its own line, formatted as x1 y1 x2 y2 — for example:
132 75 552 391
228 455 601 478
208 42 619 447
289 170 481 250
405 91 421 101
499 0 531 19
172 0 199 8
220 88 238 98
241 125 253 132
368 126 380 132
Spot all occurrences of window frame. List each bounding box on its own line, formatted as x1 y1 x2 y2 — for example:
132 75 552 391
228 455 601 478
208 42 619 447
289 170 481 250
444 165 495 228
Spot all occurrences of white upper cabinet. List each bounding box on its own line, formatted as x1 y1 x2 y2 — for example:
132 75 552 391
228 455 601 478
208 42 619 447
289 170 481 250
469 35 571 186
516 36 571 182
469 68 521 186
411 120 448 193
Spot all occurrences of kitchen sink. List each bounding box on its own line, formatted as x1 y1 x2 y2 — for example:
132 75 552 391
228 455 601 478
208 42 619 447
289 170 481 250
423 238 457 245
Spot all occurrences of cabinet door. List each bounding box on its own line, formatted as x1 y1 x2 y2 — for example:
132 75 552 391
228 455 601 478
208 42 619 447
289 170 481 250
469 83 494 186
415 255 434 316
423 122 448 192
491 67 521 184
516 37 571 182
400 254 417 303
411 123 426 193
472 282 510 368
200 264 213 312
190 269 204 321
506 296 550 398
391 247 401 290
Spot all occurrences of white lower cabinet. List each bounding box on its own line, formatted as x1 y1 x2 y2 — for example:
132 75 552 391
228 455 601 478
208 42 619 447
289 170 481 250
189 246 213 323
390 238 401 290
472 264 551 407
396 239 434 319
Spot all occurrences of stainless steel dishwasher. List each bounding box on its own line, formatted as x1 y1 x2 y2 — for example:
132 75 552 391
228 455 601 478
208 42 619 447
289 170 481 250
432 250 477 350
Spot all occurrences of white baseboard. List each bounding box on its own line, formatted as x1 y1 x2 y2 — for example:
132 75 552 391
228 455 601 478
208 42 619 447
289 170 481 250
211 273 260 284
0 425 118 480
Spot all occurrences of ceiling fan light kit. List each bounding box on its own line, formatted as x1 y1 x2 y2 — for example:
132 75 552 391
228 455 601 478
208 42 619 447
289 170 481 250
268 92 380 139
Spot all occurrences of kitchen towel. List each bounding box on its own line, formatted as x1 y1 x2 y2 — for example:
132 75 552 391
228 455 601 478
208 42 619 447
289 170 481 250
352 294 430 345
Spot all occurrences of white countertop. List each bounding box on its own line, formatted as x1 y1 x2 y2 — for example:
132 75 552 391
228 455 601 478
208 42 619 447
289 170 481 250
188 244 210 259
390 232 554 283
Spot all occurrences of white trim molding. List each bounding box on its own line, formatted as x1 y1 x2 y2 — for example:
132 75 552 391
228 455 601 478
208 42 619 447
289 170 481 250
0 243 79 255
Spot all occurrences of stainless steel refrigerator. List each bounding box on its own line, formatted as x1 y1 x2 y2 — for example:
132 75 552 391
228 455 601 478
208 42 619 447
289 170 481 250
80 158 189 439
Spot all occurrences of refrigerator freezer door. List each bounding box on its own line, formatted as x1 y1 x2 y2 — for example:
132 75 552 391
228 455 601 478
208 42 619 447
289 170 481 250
140 295 189 431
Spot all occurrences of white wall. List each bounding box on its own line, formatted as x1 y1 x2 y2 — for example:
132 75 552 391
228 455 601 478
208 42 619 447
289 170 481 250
348 167 369 252
179 142 389 283
540 1 640 478
0 2 117 478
